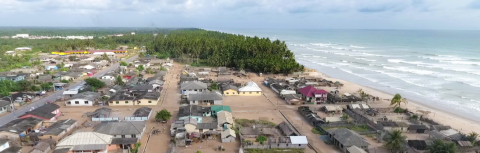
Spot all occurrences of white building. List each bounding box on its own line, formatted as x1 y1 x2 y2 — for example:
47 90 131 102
101 74 116 80
14 34 29 38
65 92 101 106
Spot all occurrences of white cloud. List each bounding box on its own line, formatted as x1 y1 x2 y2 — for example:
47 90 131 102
0 0 479 29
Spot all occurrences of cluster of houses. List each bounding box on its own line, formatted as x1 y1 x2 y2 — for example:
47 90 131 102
0 56 173 153
171 105 236 146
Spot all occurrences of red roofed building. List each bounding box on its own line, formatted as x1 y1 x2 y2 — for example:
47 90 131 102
297 85 328 104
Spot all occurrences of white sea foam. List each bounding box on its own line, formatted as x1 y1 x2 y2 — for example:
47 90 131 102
350 45 365 49
354 57 376 62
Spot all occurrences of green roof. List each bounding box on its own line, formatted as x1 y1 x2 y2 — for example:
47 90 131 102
210 105 232 114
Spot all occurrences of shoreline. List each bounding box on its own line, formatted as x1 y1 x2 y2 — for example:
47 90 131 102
306 68 480 135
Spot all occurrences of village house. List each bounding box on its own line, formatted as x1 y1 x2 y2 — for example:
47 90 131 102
284 94 304 105
269 136 308 149
85 107 112 119
377 121 409 132
19 104 61 121
130 107 153 120
277 122 299 136
0 73 26 82
101 73 116 80
37 119 77 141
60 72 82 81
108 91 160 106
31 139 55 153
210 105 232 116
94 121 146 150
0 100 13 115
177 105 212 123
408 124 429 133
298 85 328 104
55 132 115 153
221 129 236 143
327 128 369 153
0 117 43 141
238 81 262 96
0 139 22 153
182 117 218 134
180 81 208 97
217 111 234 131
188 91 223 105
15 47 32 51
221 84 239 96
65 92 101 106
35 75 54 84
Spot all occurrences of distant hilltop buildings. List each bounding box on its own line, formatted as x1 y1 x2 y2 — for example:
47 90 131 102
3 32 138 40
5 33 94 40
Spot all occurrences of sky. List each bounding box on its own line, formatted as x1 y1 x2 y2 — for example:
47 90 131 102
1 0 480 30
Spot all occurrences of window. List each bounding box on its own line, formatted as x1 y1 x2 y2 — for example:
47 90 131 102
131 134 136 138
67 101 71 104
110 101 113 103
75 101 79 104
84 101 88 104
249 92 252 94
116 101 119 104
194 89 198 91
148 101 152 103
298 144 301 146
226 92 229 94
125 101 129 104
121 135 125 138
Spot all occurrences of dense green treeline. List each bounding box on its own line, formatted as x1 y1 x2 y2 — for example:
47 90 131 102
0 28 303 74
147 29 304 73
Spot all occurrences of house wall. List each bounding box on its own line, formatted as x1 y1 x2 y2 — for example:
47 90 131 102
109 100 135 106
0 105 11 114
178 116 204 123
270 143 307 149
384 127 407 133
136 99 159 106
223 89 238 96
222 136 236 143
101 76 115 80
181 89 207 96
66 98 94 106
189 100 223 105
238 91 262 96
60 76 75 80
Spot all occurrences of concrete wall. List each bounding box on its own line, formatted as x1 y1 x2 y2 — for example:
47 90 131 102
66 98 94 106
223 89 238 96
270 143 307 149
238 91 262 96
109 100 135 106
137 99 158 106
181 89 207 96
222 136 236 143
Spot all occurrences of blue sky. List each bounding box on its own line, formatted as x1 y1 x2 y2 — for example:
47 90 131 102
1 0 480 30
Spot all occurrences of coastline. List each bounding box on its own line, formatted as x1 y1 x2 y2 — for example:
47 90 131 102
306 68 480 135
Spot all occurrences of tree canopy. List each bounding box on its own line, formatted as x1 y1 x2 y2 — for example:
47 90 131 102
385 130 407 153
84 78 106 89
390 94 408 108
146 29 304 74
427 140 458 153
155 109 172 121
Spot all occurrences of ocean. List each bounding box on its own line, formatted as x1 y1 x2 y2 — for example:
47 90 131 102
216 29 480 122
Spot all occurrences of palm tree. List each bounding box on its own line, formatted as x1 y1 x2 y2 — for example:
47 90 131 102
390 94 408 108
427 140 458 153
466 132 478 145
385 130 407 153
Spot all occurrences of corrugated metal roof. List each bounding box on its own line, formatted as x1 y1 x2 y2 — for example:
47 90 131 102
57 132 112 146
290 136 308 144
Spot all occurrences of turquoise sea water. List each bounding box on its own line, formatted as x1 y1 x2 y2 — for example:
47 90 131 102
216 29 480 122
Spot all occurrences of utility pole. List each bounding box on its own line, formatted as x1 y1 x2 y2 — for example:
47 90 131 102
6 96 16 118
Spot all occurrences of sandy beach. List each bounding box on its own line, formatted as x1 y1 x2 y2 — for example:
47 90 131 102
307 70 480 135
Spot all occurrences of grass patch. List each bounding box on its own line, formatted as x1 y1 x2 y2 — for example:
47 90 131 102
245 148 305 153
312 128 325 135
235 119 276 128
